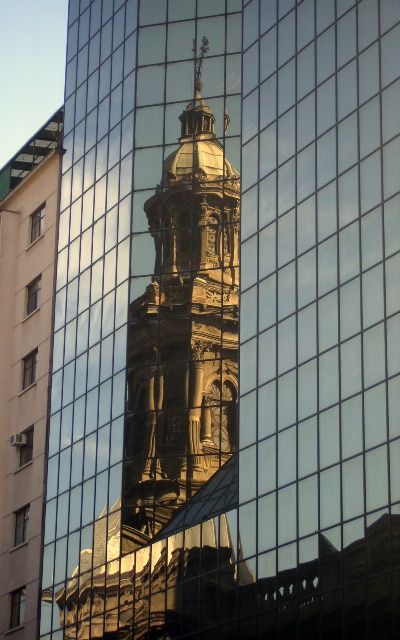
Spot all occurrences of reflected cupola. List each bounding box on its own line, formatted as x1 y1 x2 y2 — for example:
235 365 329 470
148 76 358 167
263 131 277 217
144 78 240 288
159 83 239 191
179 80 216 140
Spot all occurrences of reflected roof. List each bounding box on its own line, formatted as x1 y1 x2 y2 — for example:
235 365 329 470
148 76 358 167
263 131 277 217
156 455 238 539
0 107 63 202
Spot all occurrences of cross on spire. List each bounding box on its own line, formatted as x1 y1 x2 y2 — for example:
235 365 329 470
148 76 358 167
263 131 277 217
192 36 210 89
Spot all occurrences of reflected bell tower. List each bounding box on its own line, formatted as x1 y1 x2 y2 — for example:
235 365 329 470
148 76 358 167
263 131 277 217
123 46 240 550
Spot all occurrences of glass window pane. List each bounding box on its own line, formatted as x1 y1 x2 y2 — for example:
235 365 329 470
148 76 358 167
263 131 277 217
318 291 338 351
337 9 356 68
298 93 316 150
359 43 379 104
364 383 387 449
298 359 317 419
360 151 382 214
318 181 337 241
381 24 400 88
278 209 295 266
342 395 363 458
278 316 295 374
259 224 276 280
317 27 335 84
338 113 358 173
298 417 317 477
362 265 384 328
340 336 362 399
337 61 357 120
298 249 316 307
258 328 276 384
260 75 276 130
278 262 295 318
343 455 364 520
299 475 318 536
360 97 380 158
339 222 360 283
319 347 339 409
278 427 296 486
298 304 317 363
278 370 296 429
387 314 400 377
366 446 388 512
340 277 361 340
320 466 340 528
318 237 337 295
363 323 385 387
259 274 276 332
297 195 315 254
278 485 296 544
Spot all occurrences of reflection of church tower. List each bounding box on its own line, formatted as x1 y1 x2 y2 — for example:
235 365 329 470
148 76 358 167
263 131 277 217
122 77 240 550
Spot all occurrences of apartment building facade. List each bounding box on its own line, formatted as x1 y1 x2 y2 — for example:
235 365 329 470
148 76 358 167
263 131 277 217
0 110 63 639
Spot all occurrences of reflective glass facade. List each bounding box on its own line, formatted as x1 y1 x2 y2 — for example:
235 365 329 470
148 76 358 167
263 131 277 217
40 0 400 639
239 0 400 637
41 0 242 637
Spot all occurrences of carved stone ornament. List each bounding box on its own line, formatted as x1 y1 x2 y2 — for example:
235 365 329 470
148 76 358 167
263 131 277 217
232 201 240 229
92 593 103 615
206 289 221 304
146 280 159 304
199 197 208 221
191 339 211 361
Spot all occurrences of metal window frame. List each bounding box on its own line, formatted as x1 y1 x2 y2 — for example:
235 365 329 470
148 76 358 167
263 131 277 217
14 505 30 546
22 349 38 389
30 204 46 244
9 587 26 629
26 275 42 316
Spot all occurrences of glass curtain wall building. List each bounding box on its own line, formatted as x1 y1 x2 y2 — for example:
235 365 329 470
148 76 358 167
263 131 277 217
39 0 400 639
240 0 400 638
40 0 242 638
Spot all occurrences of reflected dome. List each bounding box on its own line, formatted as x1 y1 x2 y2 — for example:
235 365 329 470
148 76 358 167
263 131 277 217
160 92 240 191
162 137 240 187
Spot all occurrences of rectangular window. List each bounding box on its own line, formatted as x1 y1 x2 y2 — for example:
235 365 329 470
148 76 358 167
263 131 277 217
30 204 45 244
22 349 38 389
19 426 34 467
26 275 42 315
10 588 25 629
14 506 29 546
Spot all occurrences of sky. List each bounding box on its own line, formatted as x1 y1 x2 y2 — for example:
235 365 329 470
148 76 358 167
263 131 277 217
0 0 69 168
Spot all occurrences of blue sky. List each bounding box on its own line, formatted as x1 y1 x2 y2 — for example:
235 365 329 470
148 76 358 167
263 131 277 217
0 0 69 168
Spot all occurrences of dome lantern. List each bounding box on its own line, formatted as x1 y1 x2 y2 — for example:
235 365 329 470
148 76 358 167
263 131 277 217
179 80 216 141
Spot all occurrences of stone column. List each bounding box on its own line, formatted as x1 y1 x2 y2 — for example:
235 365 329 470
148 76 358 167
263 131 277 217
157 366 164 411
201 397 213 445
177 362 191 480
183 363 190 409
142 366 156 479
231 201 240 285
188 340 207 472
154 366 164 477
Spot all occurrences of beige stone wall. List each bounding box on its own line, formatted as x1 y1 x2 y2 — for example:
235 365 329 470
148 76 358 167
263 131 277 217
0 152 59 639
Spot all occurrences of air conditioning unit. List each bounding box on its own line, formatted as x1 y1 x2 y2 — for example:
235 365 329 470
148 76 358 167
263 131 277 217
9 433 27 447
